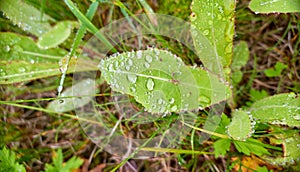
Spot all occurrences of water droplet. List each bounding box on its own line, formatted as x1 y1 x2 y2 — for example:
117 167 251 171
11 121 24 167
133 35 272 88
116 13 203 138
144 62 150 68
127 59 133 66
18 67 26 72
171 105 177 111
125 66 130 71
108 64 114 71
169 98 175 104
59 99 64 104
4 45 10 52
137 51 142 59
203 30 209 35
190 12 197 21
198 95 211 104
154 48 160 56
130 86 136 93
127 74 137 83
145 55 152 63
146 78 154 91
158 98 163 104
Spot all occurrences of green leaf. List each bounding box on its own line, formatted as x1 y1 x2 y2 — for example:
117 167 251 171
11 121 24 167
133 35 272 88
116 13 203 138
47 78 96 113
99 48 231 113
231 41 249 84
191 0 235 72
45 149 83 172
264 62 287 77
233 138 270 156
214 113 231 136
227 110 254 141
0 0 54 36
213 138 231 157
265 130 300 167
0 32 96 84
250 92 300 127
0 147 26 172
37 21 74 49
249 0 300 13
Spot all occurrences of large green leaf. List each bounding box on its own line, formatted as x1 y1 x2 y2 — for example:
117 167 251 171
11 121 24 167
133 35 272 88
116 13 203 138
191 0 235 73
0 0 54 36
250 93 300 127
99 48 231 113
249 0 300 13
0 32 96 84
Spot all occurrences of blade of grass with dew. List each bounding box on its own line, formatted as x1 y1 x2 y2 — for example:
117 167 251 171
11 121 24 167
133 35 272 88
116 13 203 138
58 1 99 96
63 0 116 52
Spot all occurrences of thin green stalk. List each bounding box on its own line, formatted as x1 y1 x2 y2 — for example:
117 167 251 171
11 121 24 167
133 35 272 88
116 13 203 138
183 122 229 139
139 147 213 154
0 101 102 126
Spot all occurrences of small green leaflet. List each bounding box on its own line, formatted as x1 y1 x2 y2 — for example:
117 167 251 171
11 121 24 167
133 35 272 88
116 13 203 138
264 62 287 77
38 21 75 49
227 110 254 141
99 48 231 113
249 0 300 13
250 92 300 128
233 138 270 156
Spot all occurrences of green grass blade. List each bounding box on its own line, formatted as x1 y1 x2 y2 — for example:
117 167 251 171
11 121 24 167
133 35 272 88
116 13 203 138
63 0 115 52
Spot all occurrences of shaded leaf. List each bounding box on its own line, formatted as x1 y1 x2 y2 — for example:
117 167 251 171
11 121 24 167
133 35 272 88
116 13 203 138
45 149 83 172
233 138 270 156
250 92 300 127
213 138 231 157
0 147 26 172
0 0 54 36
249 0 300 13
47 78 96 113
264 62 287 77
99 48 230 113
227 110 254 141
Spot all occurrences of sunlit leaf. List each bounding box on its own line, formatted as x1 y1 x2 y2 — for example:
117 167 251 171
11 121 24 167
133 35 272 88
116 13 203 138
249 0 300 13
99 48 230 113
250 92 300 127
191 0 235 74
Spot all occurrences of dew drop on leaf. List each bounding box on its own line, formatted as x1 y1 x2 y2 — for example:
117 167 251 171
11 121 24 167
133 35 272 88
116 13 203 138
146 78 154 91
127 74 137 83
145 55 153 63
203 29 209 35
144 62 150 68
137 51 142 59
